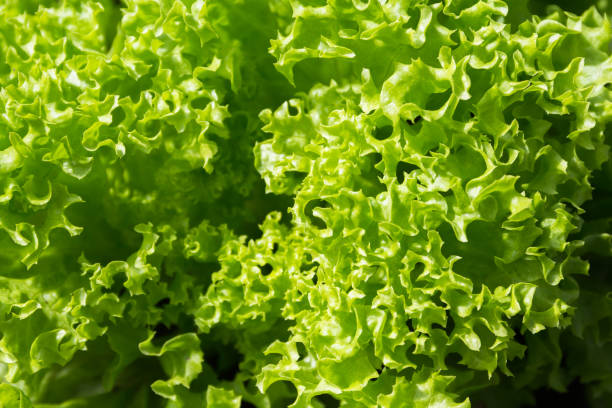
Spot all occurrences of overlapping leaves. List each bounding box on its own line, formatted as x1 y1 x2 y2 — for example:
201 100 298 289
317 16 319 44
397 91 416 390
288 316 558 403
0 0 610 407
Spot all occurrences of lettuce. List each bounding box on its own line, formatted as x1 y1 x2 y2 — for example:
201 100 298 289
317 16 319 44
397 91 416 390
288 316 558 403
0 0 610 407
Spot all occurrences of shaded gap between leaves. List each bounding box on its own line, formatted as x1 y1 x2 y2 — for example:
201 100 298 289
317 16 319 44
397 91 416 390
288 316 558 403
105 0 125 52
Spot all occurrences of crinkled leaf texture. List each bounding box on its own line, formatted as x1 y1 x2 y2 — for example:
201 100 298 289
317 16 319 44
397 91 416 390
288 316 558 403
0 0 610 407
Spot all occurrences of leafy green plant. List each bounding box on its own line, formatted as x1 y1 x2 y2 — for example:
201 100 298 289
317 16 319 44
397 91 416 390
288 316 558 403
0 0 610 407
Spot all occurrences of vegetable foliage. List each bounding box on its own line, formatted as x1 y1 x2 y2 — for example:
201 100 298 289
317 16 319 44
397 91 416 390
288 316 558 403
0 0 610 407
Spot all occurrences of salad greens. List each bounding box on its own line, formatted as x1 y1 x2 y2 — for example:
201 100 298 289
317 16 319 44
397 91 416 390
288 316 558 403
0 0 610 407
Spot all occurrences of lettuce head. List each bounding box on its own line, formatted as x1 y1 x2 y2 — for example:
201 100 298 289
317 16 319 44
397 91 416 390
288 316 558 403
0 0 610 407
